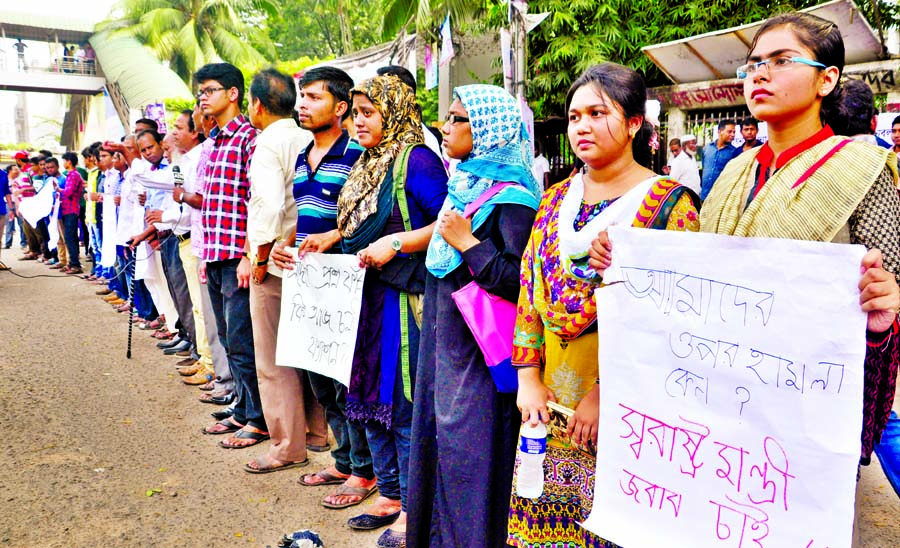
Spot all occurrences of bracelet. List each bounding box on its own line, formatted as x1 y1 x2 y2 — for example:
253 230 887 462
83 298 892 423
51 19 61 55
256 259 268 266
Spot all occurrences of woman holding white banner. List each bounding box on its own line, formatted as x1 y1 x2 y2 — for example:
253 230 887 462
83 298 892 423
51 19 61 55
510 63 701 547
696 13 900 544
337 74 448 545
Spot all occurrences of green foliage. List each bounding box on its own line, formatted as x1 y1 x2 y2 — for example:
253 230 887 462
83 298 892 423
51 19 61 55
416 68 440 125
477 0 899 119
99 0 279 83
380 0 485 42
275 57 325 77
266 0 382 58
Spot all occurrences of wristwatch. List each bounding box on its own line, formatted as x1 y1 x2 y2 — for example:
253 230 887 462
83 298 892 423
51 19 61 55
390 235 403 252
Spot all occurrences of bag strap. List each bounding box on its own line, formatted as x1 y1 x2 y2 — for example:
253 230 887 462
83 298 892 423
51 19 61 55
392 144 419 232
390 143 420 403
462 182 517 219
791 139 853 189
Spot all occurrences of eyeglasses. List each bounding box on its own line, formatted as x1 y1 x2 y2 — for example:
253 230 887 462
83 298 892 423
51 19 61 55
196 86 227 99
444 114 470 124
736 55 827 79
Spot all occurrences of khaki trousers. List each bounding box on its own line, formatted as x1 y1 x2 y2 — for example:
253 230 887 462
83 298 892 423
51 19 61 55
250 273 327 461
56 218 67 266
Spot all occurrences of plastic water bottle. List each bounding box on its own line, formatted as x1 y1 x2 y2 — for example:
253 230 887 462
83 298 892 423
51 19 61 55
516 422 547 499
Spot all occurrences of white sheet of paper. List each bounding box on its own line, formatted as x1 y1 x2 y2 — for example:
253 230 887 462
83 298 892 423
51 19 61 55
275 252 365 387
18 182 54 227
100 193 117 268
47 199 60 251
583 226 867 548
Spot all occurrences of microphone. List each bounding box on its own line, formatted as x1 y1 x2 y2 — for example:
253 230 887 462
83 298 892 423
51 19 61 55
172 165 184 215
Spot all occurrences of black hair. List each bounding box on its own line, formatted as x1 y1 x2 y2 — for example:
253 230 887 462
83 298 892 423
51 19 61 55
62 151 79 166
31 157 41 164
179 109 206 143
299 66 355 121
80 147 93 159
740 117 759 129
250 68 297 117
892 115 900 127
669 138 681 147
750 12 844 126
136 129 163 145
5 164 17 174
194 62 246 106
135 117 159 131
565 62 654 168
45 157 59 166
39 149 53 158
376 65 416 93
717 119 735 131
832 79 876 136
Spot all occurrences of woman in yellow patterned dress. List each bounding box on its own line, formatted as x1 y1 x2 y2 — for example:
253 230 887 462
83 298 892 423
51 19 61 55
509 63 701 547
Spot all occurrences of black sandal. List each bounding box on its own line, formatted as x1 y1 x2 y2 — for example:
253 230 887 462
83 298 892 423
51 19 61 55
218 428 270 449
201 418 242 435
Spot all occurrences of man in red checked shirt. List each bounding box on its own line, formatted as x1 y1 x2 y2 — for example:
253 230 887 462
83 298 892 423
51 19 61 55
55 152 86 274
194 63 268 449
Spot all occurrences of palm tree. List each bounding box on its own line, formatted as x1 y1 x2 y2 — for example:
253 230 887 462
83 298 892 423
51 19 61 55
98 0 279 84
380 0 480 42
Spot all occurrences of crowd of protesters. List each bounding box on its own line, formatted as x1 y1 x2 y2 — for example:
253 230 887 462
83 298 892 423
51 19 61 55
1 10 899 548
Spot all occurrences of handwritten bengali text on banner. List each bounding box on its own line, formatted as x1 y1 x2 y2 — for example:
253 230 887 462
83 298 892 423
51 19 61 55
583 227 868 548
275 252 365 387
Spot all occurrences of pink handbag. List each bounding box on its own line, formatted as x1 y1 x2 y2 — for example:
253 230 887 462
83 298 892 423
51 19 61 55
450 183 519 393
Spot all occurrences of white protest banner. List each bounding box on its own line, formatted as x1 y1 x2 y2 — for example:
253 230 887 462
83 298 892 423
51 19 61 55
275 252 365 387
583 226 868 548
18 181 54 228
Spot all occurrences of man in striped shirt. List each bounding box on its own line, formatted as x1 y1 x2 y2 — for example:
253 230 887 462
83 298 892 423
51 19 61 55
273 66 377 509
196 63 267 448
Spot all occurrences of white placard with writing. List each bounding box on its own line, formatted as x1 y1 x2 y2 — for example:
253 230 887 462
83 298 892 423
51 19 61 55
275 251 365 387
583 226 867 548
18 181 54 227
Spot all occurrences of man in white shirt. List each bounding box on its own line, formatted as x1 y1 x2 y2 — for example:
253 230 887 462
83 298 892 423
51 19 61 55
242 68 328 468
532 141 550 189
668 134 701 195
133 129 196 358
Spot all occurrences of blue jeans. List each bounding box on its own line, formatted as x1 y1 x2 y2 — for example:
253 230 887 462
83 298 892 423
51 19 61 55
308 371 374 479
364 362 414 510
88 223 103 276
62 214 81 268
206 258 264 430
4 210 23 247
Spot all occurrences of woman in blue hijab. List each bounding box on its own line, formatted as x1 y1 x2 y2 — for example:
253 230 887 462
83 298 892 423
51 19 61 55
407 84 541 547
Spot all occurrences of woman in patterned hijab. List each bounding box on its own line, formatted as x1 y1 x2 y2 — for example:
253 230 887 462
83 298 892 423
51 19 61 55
337 74 425 249
425 84 542 277
335 73 448 545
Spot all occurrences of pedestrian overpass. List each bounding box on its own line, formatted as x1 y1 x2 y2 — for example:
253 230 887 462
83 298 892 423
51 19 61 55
0 9 192 148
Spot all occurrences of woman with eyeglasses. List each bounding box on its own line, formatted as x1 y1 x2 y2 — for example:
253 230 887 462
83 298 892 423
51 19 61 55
699 13 900 542
337 74 448 547
405 85 542 548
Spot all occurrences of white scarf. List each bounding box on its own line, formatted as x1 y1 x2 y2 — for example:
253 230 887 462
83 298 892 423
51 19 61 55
557 173 660 259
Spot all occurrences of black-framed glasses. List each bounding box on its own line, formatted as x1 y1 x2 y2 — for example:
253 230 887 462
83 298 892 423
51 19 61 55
196 86 227 99
444 114 470 124
736 56 826 79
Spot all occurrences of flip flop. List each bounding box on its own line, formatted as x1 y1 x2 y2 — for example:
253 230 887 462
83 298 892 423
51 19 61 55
321 483 378 509
219 428 270 449
299 468 349 487
243 455 309 474
201 418 243 435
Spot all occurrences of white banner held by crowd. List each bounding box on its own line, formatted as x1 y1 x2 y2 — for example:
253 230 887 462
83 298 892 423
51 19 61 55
18 180 54 228
275 252 365 387
583 227 868 548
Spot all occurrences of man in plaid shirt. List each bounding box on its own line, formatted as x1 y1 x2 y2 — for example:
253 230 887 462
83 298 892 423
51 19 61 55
196 63 268 448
